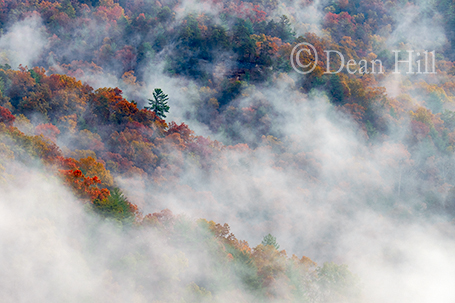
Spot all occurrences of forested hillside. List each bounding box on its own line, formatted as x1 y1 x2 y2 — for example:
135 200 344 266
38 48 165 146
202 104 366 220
1 0 455 302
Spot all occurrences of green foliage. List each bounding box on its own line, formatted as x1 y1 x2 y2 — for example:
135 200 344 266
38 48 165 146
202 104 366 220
0 64 11 70
441 110 455 130
93 188 135 222
184 283 213 303
62 0 76 18
218 80 243 108
137 42 154 63
28 69 42 84
225 244 263 293
261 233 280 250
145 88 170 118
426 91 444 114
328 74 345 104
253 15 295 42
366 120 378 140
317 262 360 302
1 2 455 300
233 19 255 62
157 6 173 23
424 190 444 215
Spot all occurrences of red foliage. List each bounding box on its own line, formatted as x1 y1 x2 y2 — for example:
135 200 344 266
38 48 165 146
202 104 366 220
341 103 366 123
188 136 214 159
325 12 355 26
35 123 60 142
115 45 137 71
324 11 357 38
223 1 267 23
142 208 175 228
0 106 15 126
101 151 136 172
325 12 340 25
6 67 36 101
411 120 430 142
125 121 154 139
95 2 124 22
252 5 266 22
58 157 110 201
60 168 110 201
166 122 194 143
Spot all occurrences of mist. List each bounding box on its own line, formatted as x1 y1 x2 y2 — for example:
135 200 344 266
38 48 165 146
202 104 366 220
0 15 47 68
1 0 455 301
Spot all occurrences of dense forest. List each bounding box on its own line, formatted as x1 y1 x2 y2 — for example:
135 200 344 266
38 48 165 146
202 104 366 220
1 0 455 302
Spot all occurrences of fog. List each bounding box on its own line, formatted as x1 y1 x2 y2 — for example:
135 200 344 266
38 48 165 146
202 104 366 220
1 0 455 301
0 163 258 302
0 15 47 68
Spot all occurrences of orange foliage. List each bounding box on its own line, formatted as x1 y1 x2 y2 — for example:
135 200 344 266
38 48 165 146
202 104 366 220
59 166 110 201
76 156 114 188
58 156 111 202
5 67 36 102
252 244 288 287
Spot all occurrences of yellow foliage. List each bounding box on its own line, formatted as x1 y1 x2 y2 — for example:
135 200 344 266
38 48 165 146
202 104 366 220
76 156 114 188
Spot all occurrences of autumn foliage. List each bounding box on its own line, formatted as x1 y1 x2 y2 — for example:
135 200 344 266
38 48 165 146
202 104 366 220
1 0 455 300
0 106 15 126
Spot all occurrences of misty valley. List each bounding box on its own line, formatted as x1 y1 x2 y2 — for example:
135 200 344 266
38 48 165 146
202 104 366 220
1 0 455 302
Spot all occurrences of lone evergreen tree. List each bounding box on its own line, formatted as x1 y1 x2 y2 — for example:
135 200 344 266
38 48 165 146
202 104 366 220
261 233 280 250
145 88 170 118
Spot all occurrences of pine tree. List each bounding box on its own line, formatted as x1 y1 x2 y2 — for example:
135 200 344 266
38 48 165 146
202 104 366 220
145 88 170 118
261 233 280 250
